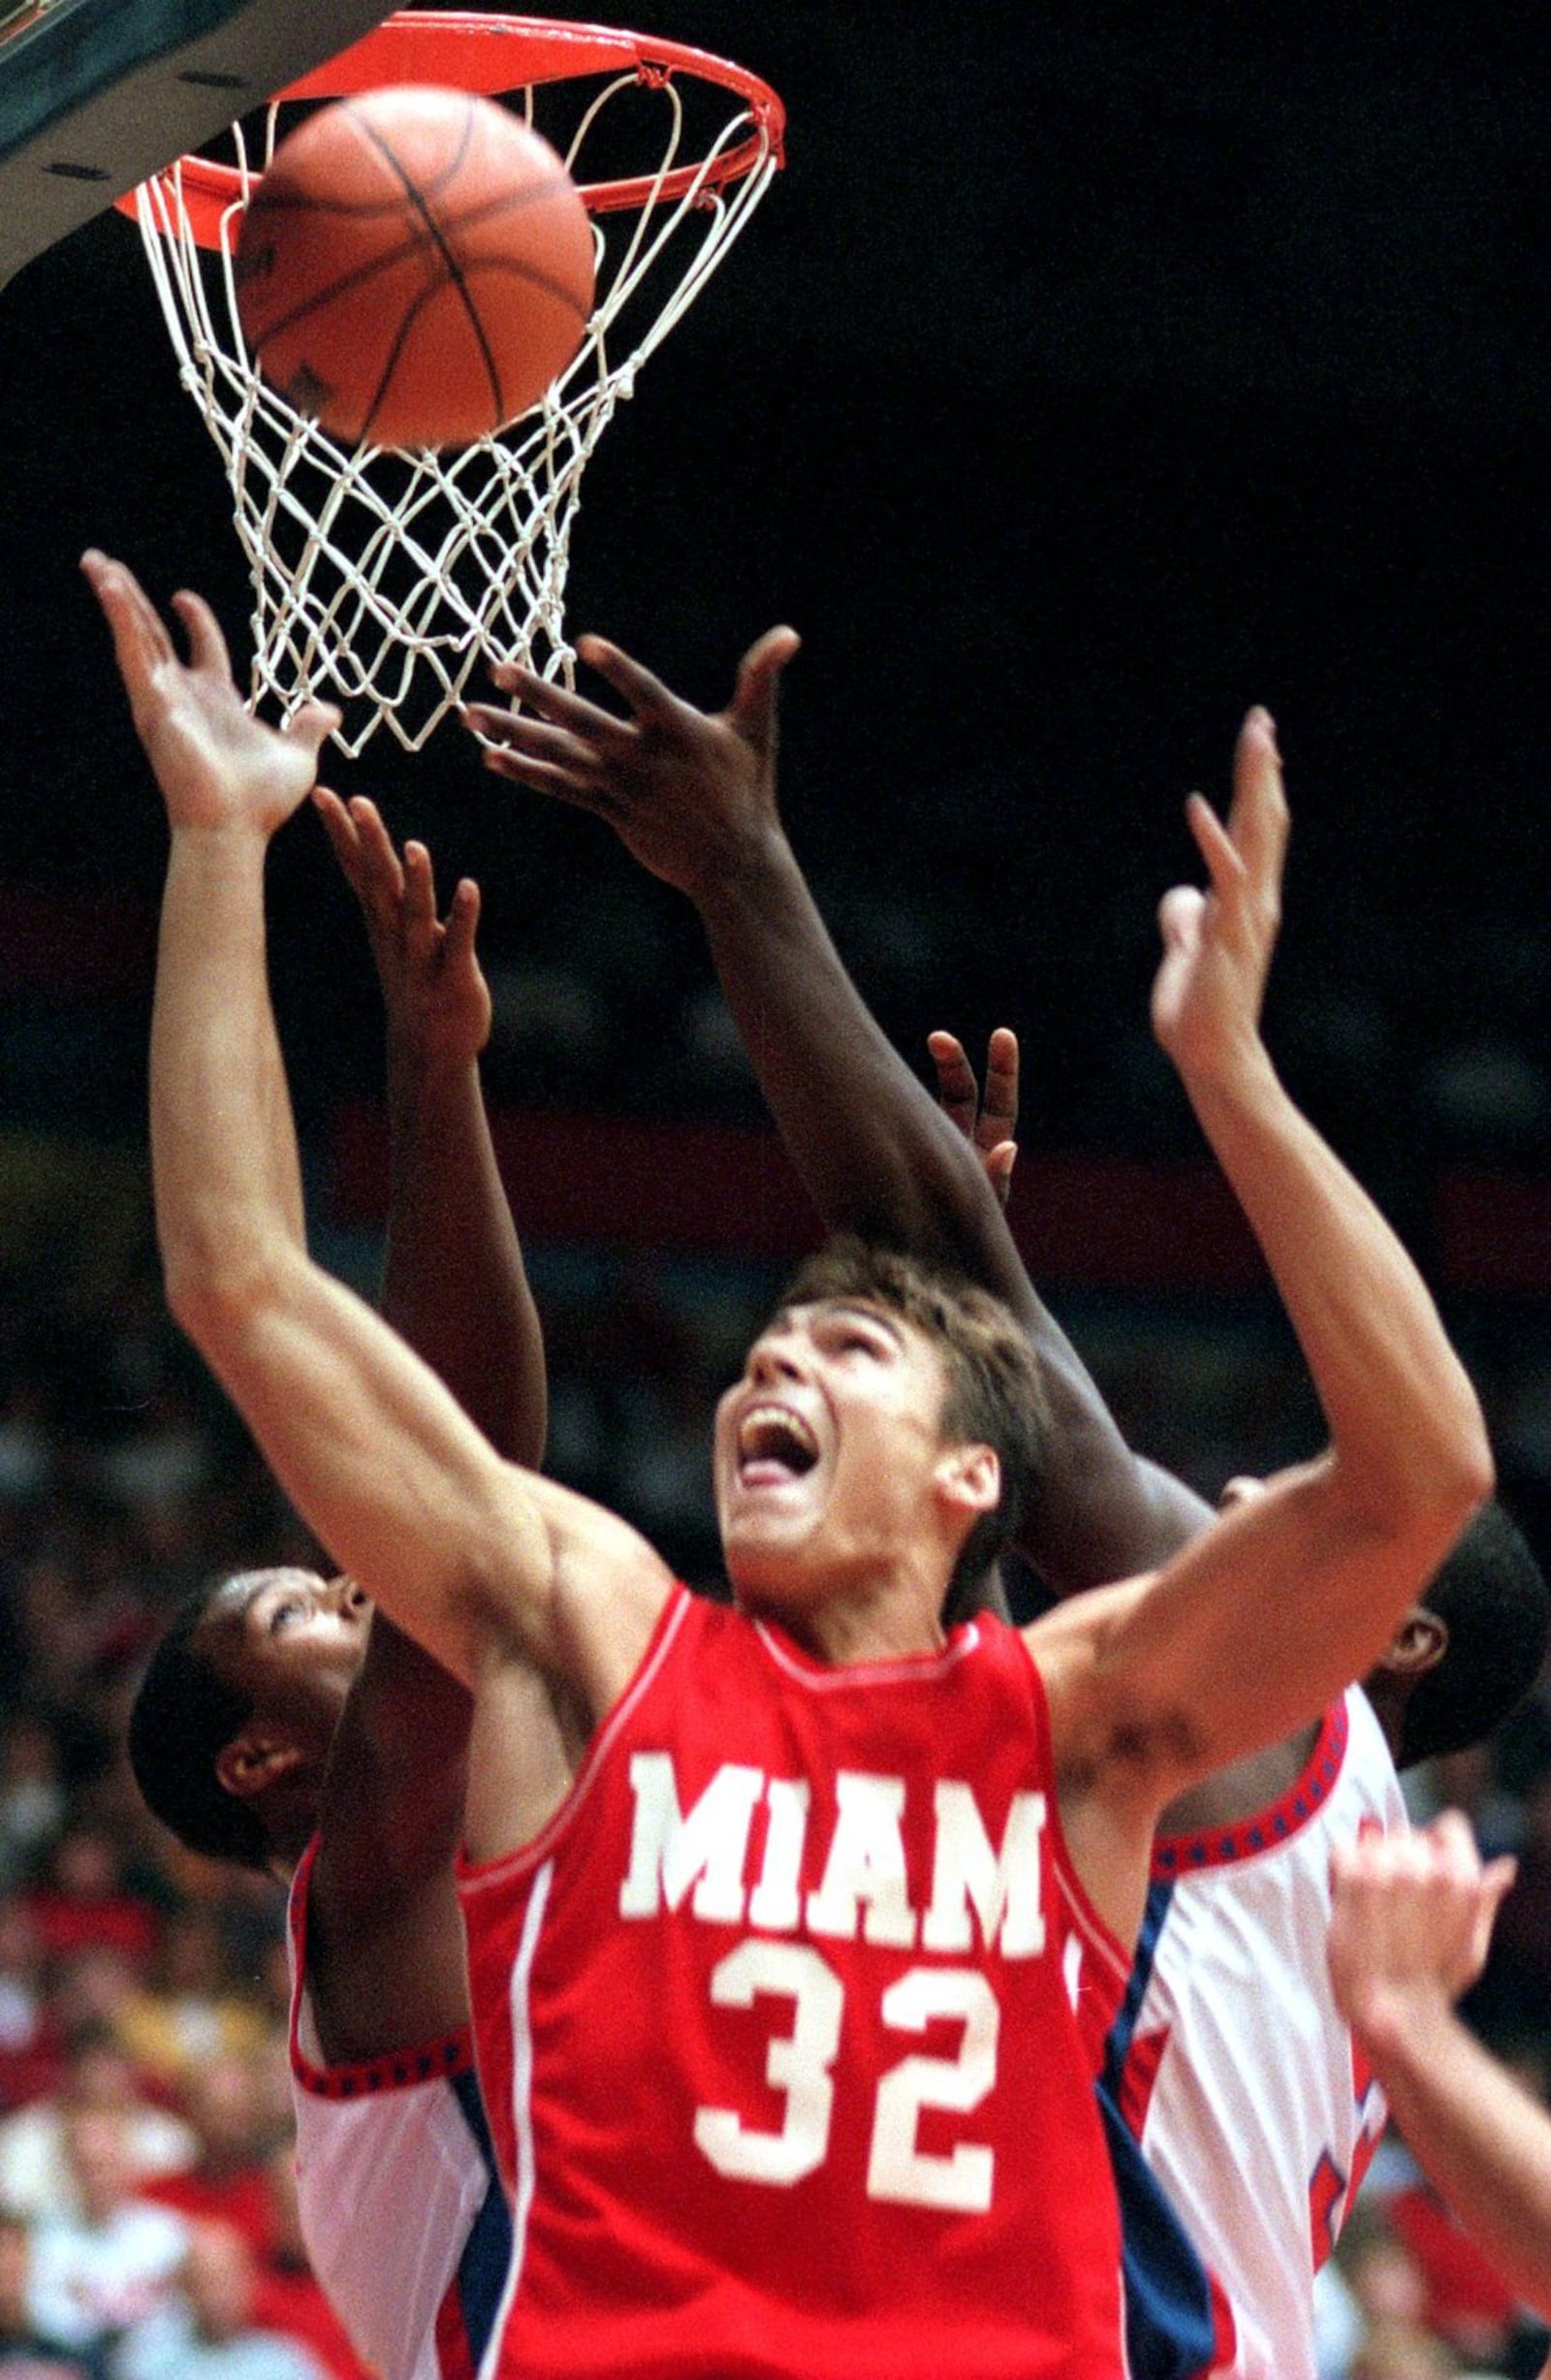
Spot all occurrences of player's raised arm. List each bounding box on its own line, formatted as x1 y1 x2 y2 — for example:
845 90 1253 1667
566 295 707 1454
308 793 551 2046
87 550 667 1719
1328 1813 1551 2324
465 639 1212 1590
1041 712 1492 1846
315 790 546 1471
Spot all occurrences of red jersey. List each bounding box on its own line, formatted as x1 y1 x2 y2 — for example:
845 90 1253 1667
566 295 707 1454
458 1586 1130 2379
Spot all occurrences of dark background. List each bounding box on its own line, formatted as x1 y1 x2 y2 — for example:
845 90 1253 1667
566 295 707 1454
0 4 1547 1186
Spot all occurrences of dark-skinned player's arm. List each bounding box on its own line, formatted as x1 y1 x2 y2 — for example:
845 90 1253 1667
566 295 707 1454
1030 714 1492 1942
463 639 1212 1593
303 792 547 2058
317 792 545 1472
926 1022 1213 1587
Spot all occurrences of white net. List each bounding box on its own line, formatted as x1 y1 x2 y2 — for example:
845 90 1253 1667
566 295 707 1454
130 17 782 755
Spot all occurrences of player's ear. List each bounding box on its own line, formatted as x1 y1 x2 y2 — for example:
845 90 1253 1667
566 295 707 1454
215 1729 309 1802
1381 1604 1449 1680
935 1443 1001 1521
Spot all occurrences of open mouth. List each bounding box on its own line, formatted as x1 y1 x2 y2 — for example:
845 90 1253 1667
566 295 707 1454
736 1403 819 1484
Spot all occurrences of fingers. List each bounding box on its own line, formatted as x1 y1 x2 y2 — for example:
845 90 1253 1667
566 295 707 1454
476 738 620 819
1330 1811 1512 1979
1474 1855 1519 1971
401 840 439 936
172 587 234 685
80 549 175 688
465 704 607 780
729 625 801 748
464 701 624 820
1183 793 1248 906
478 667 628 748
1156 881 1205 956
313 792 482 984
316 792 406 905
926 1031 1020 1199
980 1028 1020 1143
286 695 343 758
927 1031 980 1139
311 786 359 873
1228 707 1290 895
1428 1806 1482 1870
1483 1853 1519 1907
442 876 482 971
984 1140 1018 1206
574 634 683 726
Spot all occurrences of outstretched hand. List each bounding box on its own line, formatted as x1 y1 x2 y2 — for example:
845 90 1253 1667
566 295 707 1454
314 791 491 1071
1328 1808 1518 2043
81 550 337 838
461 627 801 904
1150 708 1288 1089
927 1028 1019 1206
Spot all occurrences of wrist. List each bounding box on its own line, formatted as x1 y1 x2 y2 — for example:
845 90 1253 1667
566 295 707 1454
1174 1032 1280 1117
387 1041 481 1113
170 812 273 858
166 820 272 906
690 817 803 920
1349 1982 1457 2077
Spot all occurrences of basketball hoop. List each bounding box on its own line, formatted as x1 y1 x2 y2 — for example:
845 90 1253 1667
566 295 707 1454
121 12 784 755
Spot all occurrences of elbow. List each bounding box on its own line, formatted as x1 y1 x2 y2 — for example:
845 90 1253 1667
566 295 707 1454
1346 1402 1495 1567
161 1237 281 1365
162 1262 241 1361
1441 1428 1496 1536
1418 1379 1496 1539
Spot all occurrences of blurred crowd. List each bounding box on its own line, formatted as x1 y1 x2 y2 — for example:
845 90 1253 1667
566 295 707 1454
1 1200 1549 2380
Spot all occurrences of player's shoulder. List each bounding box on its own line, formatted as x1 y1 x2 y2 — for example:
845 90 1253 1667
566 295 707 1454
1020 1572 1157 1673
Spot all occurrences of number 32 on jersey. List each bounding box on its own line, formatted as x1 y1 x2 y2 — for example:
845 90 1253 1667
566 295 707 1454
619 1754 1059 2215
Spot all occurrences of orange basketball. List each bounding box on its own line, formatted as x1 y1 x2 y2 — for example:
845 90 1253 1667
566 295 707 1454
235 87 595 451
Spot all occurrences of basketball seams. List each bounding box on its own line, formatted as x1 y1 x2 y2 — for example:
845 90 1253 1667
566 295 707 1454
236 86 595 448
346 93 504 430
354 266 586 447
245 186 593 352
344 87 479 207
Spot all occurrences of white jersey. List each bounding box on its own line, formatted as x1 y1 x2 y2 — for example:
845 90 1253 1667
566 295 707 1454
1101 1689 1406 2380
286 1841 511 2380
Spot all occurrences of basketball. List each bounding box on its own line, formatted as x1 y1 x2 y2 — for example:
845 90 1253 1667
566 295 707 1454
235 87 595 451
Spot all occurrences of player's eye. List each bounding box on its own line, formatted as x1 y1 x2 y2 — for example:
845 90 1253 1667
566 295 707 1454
268 1598 302 1634
826 1320 885 1358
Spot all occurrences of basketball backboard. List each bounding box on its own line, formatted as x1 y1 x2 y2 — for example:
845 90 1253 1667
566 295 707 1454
0 0 393 291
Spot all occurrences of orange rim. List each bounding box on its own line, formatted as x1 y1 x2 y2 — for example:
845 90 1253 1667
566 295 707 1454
118 8 784 248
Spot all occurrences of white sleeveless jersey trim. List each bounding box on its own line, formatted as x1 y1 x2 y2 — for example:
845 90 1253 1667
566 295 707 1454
286 1843 509 2380
475 1858 552 2380
1105 1687 1405 2380
1058 1865 1132 1995
1011 1632 1133 1993
751 1614 983 1690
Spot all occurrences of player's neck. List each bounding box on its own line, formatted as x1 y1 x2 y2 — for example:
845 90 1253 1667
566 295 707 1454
739 1571 947 1668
